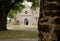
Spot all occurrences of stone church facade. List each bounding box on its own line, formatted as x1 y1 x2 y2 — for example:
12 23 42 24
16 5 40 25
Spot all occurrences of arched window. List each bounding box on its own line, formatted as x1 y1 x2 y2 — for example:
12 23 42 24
25 11 27 14
24 18 28 25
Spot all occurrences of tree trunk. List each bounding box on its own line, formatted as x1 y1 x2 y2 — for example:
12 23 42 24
0 7 9 30
0 12 7 30
38 0 60 41
0 0 21 30
0 1 11 30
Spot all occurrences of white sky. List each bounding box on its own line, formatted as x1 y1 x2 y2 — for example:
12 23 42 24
22 1 32 7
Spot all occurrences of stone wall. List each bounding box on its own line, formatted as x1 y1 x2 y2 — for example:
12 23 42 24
16 6 40 25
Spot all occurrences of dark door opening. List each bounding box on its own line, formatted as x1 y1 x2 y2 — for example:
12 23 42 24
26 21 28 25
24 18 28 25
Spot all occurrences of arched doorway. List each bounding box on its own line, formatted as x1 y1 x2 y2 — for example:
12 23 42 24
24 18 28 25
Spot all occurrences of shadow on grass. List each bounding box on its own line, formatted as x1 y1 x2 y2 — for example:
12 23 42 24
0 30 38 39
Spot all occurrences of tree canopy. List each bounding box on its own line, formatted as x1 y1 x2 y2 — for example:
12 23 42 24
8 3 25 19
8 0 40 19
27 0 40 9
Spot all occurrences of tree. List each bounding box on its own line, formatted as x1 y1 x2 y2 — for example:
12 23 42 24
8 10 17 23
27 0 40 9
8 4 25 22
39 0 60 41
0 0 40 30
0 0 24 30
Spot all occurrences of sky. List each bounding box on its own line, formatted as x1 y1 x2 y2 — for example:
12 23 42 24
22 1 32 7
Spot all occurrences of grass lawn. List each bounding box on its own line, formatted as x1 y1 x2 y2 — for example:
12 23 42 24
7 24 38 31
7 24 37 28
0 30 38 39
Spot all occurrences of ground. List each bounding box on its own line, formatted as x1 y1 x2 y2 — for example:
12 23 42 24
0 38 38 41
7 24 38 32
0 24 38 41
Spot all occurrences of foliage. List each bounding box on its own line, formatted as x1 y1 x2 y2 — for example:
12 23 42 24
8 10 16 19
8 0 40 19
8 0 25 19
27 0 40 10
12 3 25 12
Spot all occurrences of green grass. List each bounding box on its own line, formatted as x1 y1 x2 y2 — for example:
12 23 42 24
0 30 38 39
7 24 38 31
7 24 37 28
